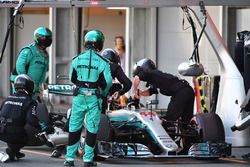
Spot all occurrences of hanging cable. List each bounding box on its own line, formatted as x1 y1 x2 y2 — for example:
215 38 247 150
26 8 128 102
13 14 24 29
181 6 199 63
188 1 207 64
0 0 24 63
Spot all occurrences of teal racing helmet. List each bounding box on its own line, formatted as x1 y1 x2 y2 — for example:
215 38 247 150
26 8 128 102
34 27 52 49
84 30 105 52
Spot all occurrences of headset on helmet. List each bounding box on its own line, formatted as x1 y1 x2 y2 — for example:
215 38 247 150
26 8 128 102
14 74 34 95
34 27 52 49
84 30 105 52
101 48 120 64
133 58 156 77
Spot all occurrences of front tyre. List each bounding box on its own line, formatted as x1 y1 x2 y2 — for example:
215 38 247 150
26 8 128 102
189 113 230 159
195 113 225 142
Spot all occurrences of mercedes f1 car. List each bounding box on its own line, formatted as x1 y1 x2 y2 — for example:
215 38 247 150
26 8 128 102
77 97 232 160
41 82 232 160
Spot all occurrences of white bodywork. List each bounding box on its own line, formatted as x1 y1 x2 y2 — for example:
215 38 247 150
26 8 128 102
107 109 179 155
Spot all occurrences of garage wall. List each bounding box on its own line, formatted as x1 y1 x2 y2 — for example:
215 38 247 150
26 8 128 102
82 8 126 51
236 9 250 32
15 12 49 61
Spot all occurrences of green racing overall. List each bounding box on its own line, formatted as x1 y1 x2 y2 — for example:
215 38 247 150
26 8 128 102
10 43 49 99
66 49 112 163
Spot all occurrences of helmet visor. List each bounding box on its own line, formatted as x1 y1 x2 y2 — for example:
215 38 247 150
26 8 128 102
36 34 52 48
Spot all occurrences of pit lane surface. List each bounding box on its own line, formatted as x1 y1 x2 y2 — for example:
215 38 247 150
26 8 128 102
0 142 249 167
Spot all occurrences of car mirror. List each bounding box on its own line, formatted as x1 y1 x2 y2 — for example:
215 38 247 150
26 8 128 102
146 100 159 105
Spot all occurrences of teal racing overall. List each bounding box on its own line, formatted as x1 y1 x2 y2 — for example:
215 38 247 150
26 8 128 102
10 43 49 99
66 49 112 163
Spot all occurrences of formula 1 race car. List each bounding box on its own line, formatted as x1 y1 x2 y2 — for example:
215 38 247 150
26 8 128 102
78 97 232 160
40 83 231 160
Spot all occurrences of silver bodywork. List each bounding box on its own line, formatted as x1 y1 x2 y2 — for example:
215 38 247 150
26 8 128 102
46 127 69 147
107 109 179 155
41 93 230 159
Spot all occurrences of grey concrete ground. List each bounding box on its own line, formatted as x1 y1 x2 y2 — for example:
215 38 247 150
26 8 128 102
0 142 249 167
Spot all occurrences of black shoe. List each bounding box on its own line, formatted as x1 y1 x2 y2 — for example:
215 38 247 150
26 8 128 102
84 161 97 167
51 150 62 158
64 160 74 166
15 152 25 159
5 148 16 161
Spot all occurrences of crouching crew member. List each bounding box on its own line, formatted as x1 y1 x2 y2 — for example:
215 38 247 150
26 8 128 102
0 74 53 162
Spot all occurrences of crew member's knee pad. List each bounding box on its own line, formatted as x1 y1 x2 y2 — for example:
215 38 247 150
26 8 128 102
68 129 82 146
85 130 97 148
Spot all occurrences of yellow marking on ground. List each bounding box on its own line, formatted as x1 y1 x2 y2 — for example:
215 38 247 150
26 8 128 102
21 149 51 156
21 149 84 162
220 157 249 164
